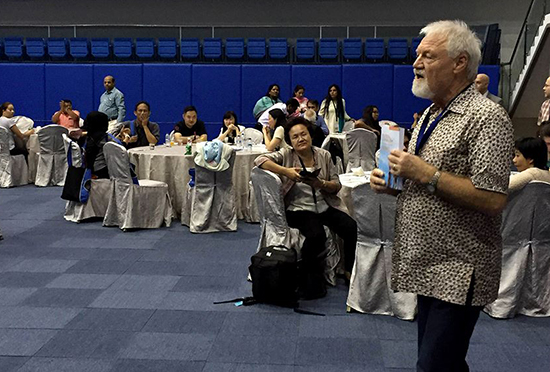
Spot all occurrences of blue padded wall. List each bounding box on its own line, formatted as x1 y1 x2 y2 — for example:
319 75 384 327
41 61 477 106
291 65 342 108
392 65 431 127
93 64 143 123
45 64 94 123
241 65 292 124
478 65 500 97
192 65 242 139
342 64 393 120
0 64 46 123
143 64 192 138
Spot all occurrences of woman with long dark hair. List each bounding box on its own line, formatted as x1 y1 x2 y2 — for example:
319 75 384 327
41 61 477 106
318 84 352 134
261 108 290 151
355 105 381 134
253 84 283 120
84 111 110 179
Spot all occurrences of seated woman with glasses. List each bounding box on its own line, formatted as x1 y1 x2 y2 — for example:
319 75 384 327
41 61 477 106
254 116 357 299
509 137 550 192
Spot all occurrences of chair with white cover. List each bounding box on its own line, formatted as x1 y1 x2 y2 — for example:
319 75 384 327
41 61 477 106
242 127 264 145
0 127 29 188
62 134 111 223
35 124 69 186
250 166 341 285
346 182 417 320
188 147 237 233
346 128 378 172
484 181 550 318
102 142 172 230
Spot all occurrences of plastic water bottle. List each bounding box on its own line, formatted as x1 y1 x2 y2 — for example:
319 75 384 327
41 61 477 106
247 138 253 151
185 137 192 155
165 133 170 147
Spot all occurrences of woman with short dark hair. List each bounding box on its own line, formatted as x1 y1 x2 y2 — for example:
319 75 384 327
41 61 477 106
217 111 241 144
255 116 357 299
0 102 34 158
509 137 550 192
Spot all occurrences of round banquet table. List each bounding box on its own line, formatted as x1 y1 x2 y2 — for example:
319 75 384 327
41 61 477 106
128 143 268 223
27 133 40 183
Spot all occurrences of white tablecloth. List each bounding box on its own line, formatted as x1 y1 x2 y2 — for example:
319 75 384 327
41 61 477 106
129 144 268 223
27 133 40 183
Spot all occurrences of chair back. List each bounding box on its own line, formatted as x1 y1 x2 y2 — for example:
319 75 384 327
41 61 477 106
346 128 377 172
243 128 263 145
103 141 132 181
251 167 289 237
0 127 10 155
37 125 68 154
62 133 83 168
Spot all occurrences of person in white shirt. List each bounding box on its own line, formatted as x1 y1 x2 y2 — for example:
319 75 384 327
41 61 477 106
0 102 34 158
318 84 353 134
509 137 550 192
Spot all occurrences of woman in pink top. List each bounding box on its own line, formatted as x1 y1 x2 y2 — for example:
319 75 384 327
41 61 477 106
293 85 309 113
52 99 80 129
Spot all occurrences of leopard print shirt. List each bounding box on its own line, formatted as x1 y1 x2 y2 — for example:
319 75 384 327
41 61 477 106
392 84 514 306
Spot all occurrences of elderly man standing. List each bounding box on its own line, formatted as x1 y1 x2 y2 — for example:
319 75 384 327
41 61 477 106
98 75 126 123
474 73 503 105
537 76 550 126
370 20 513 371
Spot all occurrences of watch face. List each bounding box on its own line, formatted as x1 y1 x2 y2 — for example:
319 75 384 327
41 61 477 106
427 184 436 194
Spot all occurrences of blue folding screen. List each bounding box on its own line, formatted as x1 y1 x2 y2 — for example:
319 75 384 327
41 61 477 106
0 64 46 122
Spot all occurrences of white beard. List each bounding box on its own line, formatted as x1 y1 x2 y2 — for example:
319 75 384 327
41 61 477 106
412 78 435 100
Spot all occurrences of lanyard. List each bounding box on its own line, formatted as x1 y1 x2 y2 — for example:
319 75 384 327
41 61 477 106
415 84 471 155
297 149 318 206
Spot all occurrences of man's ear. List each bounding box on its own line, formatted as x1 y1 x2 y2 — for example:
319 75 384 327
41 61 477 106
453 53 468 74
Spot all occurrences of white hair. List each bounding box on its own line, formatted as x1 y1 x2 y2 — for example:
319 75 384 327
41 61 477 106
420 20 482 81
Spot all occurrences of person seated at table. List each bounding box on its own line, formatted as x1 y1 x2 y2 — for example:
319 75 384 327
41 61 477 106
319 84 353 134
84 111 111 179
0 102 34 158
217 111 241 144
256 98 300 130
262 108 291 151
539 121 550 169
293 85 309 113
304 99 329 135
253 84 283 120
509 137 550 192
255 116 357 298
354 105 381 135
117 101 160 149
52 99 81 138
173 105 207 144
304 109 327 147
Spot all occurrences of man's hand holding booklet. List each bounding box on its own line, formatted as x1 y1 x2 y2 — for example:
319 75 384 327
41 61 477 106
378 123 405 190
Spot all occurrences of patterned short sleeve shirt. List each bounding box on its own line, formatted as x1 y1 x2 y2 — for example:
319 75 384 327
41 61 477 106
392 84 514 306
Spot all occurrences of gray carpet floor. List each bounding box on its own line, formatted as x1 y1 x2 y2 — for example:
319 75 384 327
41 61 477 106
0 185 549 371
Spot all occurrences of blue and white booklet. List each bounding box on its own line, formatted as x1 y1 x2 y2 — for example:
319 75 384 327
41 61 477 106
378 123 405 190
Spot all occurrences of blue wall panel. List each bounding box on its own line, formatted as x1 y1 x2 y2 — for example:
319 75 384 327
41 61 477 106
291 65 342 108
93 64 143 122
342 64 394 120
45 64 94 122
192 65 242 139
143 64 192 139
478 65 500 97
0 64 46 123
241 65 291 124
392 65 431 126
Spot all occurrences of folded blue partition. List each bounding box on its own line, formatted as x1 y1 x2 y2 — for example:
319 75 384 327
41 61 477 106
342 64 393 120
392 65 431 126
45 64 94 120
0 64 46 123
143 64 192 139
92 64 143 120
291 65 342 107
192 65 242 125
241 65 291 124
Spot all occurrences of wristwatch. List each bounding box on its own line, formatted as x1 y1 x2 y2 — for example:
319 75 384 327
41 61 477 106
426 170 441 194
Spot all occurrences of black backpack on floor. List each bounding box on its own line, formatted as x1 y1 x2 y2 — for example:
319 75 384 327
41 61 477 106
249 246 298 308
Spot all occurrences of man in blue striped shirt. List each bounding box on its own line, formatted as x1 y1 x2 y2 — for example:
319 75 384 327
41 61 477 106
98 75 126 123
